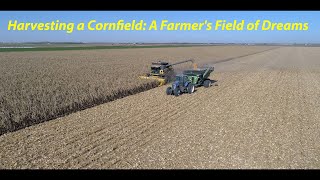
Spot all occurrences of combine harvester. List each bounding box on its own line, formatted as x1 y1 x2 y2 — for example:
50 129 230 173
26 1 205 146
139 59 197 86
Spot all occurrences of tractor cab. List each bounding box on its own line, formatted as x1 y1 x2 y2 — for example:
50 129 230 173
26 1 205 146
174 74 189 84
172 74 190 89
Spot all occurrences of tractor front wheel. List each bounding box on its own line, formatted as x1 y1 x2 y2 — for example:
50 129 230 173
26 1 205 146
187 84 195 94
166 87 173 95
174 88 180 97
204 80 211 88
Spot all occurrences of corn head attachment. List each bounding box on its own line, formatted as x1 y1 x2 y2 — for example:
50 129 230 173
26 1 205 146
138 74 167 86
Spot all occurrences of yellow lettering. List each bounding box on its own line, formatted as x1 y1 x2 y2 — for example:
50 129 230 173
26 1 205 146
37 23 44 30
88 20 96 30
8 20 17 30
262 20 271 30
149 20 157 30
206 23 212 30
160 20 168 30
303 23 309 30
192 23 198 30
215 20 223 30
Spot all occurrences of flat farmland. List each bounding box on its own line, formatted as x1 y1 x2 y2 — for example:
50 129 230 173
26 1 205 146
1 46 320 169
0 46 274 135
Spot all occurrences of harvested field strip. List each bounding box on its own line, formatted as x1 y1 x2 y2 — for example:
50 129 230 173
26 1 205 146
107 77 272 168
70 48 282 168
105 52 278 167
97 48 310 167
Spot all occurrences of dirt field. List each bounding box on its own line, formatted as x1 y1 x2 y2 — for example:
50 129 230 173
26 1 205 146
1 46 320 169
0 46 274 135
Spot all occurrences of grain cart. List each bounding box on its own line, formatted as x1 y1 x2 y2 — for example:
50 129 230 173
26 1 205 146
139 59 197 86
166 66 214 96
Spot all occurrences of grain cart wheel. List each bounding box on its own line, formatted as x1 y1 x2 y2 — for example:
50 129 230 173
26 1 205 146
204 80 211 88
187 84 195 94
174 88 180 97
166 87 173 95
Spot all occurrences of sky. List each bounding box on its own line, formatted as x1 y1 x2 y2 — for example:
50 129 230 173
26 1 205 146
0 11 319 43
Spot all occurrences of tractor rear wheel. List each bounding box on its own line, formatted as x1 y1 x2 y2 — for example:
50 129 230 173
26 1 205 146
187 84 195 94
174 88 180 97
204 80 211 88
166 87 173 95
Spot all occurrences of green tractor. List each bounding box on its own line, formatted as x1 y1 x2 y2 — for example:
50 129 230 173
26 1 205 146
166 66 214 96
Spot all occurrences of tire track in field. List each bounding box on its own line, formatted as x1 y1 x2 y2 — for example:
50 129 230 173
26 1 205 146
210 47 279 65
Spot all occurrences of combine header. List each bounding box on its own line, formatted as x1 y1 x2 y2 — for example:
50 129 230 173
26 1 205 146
139 59 197 86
